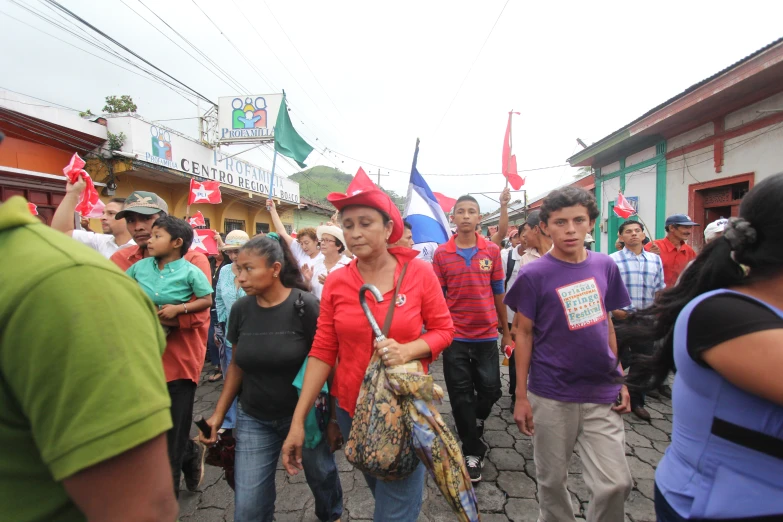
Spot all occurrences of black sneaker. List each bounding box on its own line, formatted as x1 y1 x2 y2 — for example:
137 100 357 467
183 439 207 492
465 455 484 483
476 419 485 440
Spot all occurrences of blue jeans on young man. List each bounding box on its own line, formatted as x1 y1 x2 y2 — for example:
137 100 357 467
234 407 343 522
443 339 502 457
336 407 426 522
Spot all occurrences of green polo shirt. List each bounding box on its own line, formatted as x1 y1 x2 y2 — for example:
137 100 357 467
0 196 172 522
126 256 213 308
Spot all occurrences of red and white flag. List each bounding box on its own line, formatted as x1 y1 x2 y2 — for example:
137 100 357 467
188 211 206 228
613 192 636 219
190 228 219 256
63 153 102 217
502 111 525 190
188 179 222 205
28 202 38 216
433 192 457 214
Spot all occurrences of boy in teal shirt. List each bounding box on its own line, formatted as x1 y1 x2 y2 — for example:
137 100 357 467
126 216 213 330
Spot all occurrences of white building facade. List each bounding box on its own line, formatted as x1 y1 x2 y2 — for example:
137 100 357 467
569 38 783 254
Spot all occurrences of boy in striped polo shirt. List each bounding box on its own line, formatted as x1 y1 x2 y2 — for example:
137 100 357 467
433 195 511 482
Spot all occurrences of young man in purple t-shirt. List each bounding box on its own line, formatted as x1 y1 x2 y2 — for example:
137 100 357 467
504 186 633 522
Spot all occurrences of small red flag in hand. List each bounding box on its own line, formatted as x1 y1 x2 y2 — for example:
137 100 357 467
63 153 102 217
189 179 222 205
614 192 636 219
190 228 219 255
188 211 206 228
28 202 38 216
502 112 524 190
433 192 457 214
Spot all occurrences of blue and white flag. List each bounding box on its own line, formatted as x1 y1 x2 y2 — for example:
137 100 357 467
403 140 451 246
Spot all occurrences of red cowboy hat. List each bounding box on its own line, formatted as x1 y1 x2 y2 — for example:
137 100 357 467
327 187 404 244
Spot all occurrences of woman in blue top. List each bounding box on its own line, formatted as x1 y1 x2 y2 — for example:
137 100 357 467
617 173 783 521
214 229 249 433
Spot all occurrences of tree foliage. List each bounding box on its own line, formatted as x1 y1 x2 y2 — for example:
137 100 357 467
79 109 95 118
103 95 137 114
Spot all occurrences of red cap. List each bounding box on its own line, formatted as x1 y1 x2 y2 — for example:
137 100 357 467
327 186 404 244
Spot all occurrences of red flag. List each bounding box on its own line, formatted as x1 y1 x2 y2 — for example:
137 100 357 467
190 228 219 256
614 192 636 219
63 153 102 217
346 167 376 195
188 179 222 205
28 202 38 216
502 112 524 190
188 211 206 228
433 192 457 214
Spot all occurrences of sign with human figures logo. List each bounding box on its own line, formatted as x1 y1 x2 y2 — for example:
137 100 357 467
217 94 283 143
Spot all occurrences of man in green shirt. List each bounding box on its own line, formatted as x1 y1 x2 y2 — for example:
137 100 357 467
0 196 178 522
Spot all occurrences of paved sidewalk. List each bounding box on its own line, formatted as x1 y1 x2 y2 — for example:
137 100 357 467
179 360 670 521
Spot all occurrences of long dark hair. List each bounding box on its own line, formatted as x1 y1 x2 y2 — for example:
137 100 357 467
619 172 783 391
240 235 309 292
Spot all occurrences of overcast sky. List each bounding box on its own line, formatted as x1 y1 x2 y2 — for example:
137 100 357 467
2 0 782 210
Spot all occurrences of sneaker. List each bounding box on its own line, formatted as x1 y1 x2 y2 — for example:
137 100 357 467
476 419 485 440
632 406 651 422
465 455 484 483
658 384 673 399
183 439 207 492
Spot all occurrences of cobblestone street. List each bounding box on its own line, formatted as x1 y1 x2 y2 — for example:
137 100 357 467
179 359 671 522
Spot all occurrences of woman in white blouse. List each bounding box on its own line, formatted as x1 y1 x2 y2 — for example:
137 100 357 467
305 225 352 300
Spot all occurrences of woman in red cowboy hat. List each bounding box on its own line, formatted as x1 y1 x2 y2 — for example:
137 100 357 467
282 184 454 521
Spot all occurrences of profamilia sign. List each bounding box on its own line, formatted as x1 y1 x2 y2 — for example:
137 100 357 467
217 94 283 143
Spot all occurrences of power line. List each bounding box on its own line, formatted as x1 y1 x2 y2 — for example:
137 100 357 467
116 0 246 94
226 0 340 132
0 8 199 107
261 0 344 119
431 0 511 138
189 0 277 91
43 0 216 105
134 0 251 95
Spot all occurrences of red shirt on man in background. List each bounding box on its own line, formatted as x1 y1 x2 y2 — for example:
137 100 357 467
645 213 699 287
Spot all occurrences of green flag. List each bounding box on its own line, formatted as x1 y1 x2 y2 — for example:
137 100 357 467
274 94 313 168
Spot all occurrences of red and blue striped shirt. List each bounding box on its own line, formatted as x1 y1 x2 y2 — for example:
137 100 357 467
433 233 504 341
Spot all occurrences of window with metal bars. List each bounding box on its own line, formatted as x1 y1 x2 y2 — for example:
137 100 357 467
224 219 246 233
256 222 270 235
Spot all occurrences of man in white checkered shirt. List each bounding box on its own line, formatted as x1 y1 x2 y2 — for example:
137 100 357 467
610 220 665 421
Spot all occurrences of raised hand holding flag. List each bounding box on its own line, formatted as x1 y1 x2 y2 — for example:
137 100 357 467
63 153 102 217
188 179 222 205
188 211 206 228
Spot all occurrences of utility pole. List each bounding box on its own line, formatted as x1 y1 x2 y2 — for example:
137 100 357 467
377 168 381 188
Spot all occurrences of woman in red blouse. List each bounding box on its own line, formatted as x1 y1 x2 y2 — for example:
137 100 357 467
282 186 454 521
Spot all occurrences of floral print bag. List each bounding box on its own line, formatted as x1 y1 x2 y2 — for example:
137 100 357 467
344 264 420 480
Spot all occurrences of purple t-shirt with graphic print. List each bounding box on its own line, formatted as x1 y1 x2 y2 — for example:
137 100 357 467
504 251 631 404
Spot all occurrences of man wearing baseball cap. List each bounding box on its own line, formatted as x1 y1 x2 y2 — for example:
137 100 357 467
110 191 212 496
645 213 699 288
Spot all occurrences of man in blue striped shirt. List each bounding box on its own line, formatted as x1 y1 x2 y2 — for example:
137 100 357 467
610 220 665 420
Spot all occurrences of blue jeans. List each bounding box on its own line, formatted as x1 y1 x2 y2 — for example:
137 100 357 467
336 407 426 522
235 407 343 522
207 310 220 367
217 326 237 429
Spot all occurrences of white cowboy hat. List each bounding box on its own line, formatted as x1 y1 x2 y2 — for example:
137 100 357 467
316 224 345 248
